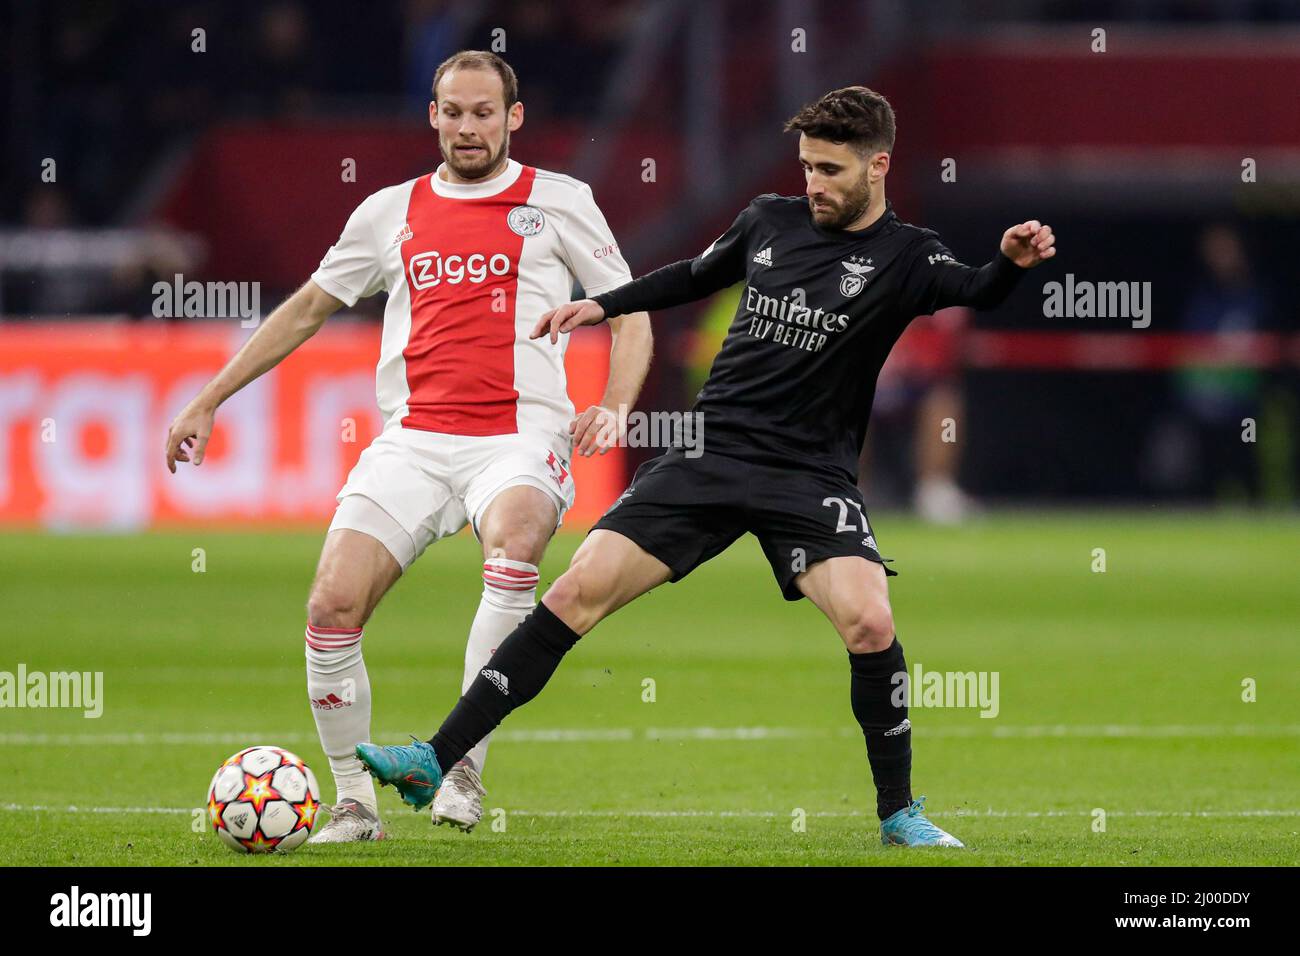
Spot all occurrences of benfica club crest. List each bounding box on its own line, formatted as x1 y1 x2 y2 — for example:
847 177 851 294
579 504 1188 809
839 256 874 297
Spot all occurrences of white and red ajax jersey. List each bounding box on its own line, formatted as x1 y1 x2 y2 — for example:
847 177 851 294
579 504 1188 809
311 159 631 445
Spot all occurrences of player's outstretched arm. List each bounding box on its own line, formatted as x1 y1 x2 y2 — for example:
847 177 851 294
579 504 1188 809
915 220 1058 314
533 246 746 345
164 280 345 473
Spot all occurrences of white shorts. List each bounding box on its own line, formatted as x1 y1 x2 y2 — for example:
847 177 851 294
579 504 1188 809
328 426 576 570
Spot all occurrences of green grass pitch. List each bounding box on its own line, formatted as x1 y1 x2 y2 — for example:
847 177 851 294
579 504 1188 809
1 512 1297 866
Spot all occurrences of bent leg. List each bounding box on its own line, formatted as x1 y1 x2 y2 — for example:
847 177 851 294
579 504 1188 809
478 483 558 565
543 529 674 634
428 529 672 773
456 484 558 776
305 515 404 811
308 527 403 628
796 556 912 820
794 554 896 653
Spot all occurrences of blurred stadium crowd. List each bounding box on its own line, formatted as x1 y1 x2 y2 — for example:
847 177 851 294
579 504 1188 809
3 0 637 228
2 0 1298 518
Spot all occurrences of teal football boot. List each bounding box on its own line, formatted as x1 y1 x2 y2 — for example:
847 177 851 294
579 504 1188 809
880 796 965 847
355 737 443 810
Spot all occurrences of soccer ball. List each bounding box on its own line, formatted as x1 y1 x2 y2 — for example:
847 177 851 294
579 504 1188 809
206 745 322 853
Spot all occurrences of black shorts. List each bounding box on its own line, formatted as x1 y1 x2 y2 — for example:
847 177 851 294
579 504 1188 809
592 448 896 601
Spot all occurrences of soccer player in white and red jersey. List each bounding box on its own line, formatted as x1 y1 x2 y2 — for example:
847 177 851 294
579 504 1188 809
163 51 651 842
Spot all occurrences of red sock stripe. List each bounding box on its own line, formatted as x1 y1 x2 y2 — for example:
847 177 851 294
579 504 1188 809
484 575 538 591
484 570 538 582
483 563 538 580
305 624 363 651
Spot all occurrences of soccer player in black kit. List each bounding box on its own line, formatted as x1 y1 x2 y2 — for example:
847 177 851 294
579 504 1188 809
358 86 1057 847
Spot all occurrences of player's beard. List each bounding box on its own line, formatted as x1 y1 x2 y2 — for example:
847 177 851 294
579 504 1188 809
811 172 872 230
441 130 510 181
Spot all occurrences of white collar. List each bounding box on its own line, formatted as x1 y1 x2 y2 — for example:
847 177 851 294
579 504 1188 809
430 158 522 198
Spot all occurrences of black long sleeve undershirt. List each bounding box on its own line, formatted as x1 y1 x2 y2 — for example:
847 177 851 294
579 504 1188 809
595 250 1027 322
925 251 1026 313
592 259 722 319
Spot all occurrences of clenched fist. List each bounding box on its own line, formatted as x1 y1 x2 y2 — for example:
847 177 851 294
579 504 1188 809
1000 220 1056 268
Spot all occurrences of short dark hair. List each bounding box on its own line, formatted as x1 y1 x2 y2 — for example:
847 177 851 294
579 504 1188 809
431 50 519 107
783 86 896 155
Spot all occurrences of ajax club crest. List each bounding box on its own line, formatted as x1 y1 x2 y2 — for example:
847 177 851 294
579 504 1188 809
507 205 546 237
839 256 874 297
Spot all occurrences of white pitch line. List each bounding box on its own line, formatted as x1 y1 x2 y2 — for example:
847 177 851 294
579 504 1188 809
509 809 1300 819
0 729 635 746
2 724 1298 746
1 803 192 815
2 803 1297 820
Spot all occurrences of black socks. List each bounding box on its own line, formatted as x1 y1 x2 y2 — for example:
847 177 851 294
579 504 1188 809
849 637 913 820
429 602 581 775
427 606 913 822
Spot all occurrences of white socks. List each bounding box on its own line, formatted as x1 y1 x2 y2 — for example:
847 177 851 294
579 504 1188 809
304 558 538 806
305 625 376 810
460 559 539 774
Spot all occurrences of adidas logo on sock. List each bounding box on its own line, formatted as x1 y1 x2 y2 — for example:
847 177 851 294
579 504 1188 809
310 693 350 710
752 246 773 266
481 668 510 696
884 718 911 737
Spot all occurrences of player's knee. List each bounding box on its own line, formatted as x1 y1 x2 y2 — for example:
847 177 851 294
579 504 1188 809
541 569 586 622
841 602 896 654
484 531 548 568
543 562 611 634
306 581 367 630
480 488 557 566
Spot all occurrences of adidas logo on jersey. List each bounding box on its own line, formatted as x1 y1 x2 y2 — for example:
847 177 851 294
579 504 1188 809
392 223 413 246
481 668 510 696
752 246 773 267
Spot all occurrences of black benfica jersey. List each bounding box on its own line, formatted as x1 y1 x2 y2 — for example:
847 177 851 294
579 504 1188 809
593 194 1026 480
